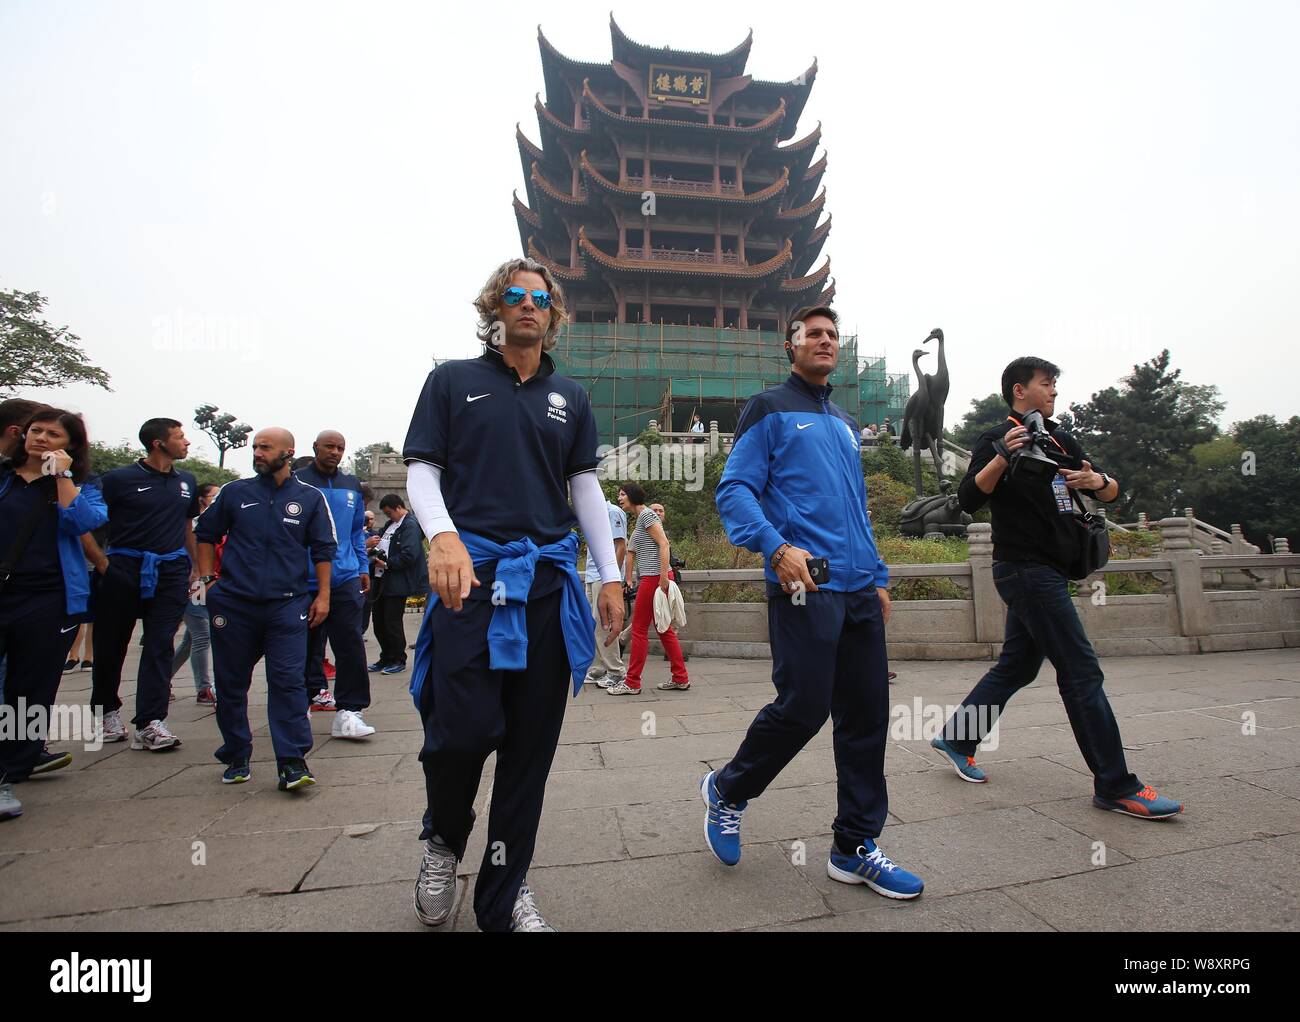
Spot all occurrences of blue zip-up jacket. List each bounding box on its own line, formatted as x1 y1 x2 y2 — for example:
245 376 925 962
716 373 889 592
0 467 108 616
194 473 337 602
293 463 367 589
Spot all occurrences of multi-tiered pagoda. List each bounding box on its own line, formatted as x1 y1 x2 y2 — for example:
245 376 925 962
514 17 832 332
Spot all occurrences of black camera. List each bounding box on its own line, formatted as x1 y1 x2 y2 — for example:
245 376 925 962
1006 410 1060 481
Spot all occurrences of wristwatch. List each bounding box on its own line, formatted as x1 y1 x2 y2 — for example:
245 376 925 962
199 574 216 585
1092 472 1111 494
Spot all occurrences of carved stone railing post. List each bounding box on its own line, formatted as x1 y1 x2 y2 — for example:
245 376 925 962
967 523 1004 643
1161 517 1210 638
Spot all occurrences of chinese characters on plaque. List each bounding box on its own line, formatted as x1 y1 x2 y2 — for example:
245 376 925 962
648 64 710 103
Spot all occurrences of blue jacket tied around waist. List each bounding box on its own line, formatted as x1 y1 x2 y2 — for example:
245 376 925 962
105 546 190 598
410 530 596 710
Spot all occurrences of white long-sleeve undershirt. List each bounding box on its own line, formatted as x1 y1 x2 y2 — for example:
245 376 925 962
569 470 621 586
407 461 456 540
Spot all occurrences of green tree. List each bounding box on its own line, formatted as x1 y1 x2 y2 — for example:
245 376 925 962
951 392 1008 448
194 403 252 468
350 441 396 477
1068 350 1223 521
1184 415 1300 547
1 288 111 394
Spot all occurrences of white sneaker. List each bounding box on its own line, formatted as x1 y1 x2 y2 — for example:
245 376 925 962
510 878 556 931
131 719 181 751
100 709 127 744
605 680 641 696
0 782 21 820
331 709 376 740
414 840 459 926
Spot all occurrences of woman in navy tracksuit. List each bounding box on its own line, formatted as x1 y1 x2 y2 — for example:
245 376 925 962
0 407 107 819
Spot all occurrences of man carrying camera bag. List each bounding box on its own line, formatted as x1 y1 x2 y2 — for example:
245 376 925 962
932 357 1183 820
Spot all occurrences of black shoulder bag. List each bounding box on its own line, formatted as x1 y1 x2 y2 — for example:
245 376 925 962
1067 489 1111 580
0 475 58 597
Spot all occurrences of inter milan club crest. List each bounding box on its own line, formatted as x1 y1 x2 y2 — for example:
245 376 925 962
546 392 568 424
285 502 302 516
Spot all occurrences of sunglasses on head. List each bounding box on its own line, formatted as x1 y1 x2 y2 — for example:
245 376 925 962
501 286 552 310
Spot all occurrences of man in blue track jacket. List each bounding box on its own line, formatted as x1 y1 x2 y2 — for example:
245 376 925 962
701 305 925 900
194 427 336 791
295 430 374 739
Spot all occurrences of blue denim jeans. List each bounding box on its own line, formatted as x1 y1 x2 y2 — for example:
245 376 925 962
170 601 211 693
943 561 1141 800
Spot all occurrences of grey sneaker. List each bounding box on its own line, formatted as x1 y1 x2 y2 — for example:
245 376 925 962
131 719 181 752
100 709 127 744
0 782 21 820
593 674 622 690
414 840 459 927
510 878 556 931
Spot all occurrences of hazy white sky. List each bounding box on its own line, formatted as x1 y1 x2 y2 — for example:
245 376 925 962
3 0 1297 474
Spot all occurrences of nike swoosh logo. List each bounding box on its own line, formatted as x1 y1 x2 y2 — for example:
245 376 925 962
466 393 491 403
797 423 814 430
299 614 308 620
137 486 152 491
241 502 259 509
61 625 78 634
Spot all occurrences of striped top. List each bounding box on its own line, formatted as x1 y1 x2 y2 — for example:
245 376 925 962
629 507 664 578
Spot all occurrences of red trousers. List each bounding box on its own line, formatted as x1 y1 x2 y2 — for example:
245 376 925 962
625 576 689 689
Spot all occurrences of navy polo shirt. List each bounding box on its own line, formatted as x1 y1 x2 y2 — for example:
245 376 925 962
402 345 600 600
0 473 60 591
100 460 201 555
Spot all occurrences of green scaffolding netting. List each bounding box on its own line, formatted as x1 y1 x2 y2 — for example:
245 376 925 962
549 323 911 444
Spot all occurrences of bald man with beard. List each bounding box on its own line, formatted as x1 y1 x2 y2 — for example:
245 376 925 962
195 427 338 790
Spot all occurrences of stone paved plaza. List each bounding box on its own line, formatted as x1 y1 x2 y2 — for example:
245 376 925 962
1 617 1297 932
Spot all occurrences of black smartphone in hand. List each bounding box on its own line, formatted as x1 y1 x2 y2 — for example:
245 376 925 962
806 557 830 585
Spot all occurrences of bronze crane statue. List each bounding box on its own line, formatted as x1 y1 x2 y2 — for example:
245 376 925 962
899 328 948 496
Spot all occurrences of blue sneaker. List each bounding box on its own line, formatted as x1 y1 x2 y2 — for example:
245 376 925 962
367 661 385 673
1093 785 1183 820
700 770 747 866
930 737 988 783
828 839 924 900
277 759 315 791
221 758 251 784
380 663 406 676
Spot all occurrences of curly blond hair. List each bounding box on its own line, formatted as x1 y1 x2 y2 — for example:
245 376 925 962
474 257 569 351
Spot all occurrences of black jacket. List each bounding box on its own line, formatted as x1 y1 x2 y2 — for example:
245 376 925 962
958 410 1114 578
376 513 428 598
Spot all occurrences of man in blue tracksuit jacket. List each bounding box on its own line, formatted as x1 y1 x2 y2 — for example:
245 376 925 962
294 430 373 736
194 428 336 790
701 305 925 900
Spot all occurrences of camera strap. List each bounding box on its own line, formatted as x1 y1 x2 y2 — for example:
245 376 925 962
1005 414 1072 461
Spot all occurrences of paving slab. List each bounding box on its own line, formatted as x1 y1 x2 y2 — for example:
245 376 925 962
1029 775 1300 860
1001 834 1300 931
